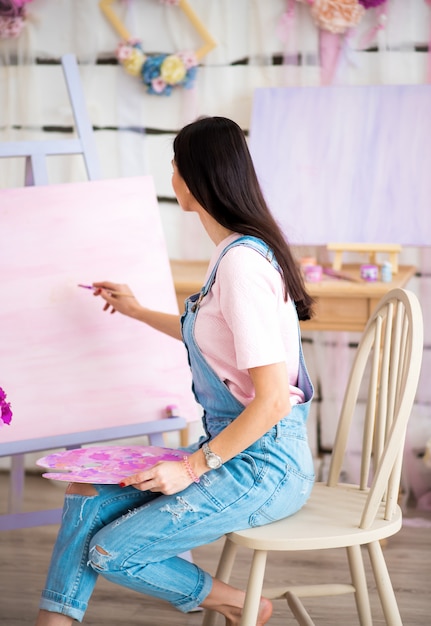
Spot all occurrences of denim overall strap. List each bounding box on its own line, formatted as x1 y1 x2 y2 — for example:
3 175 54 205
181 235 312 438
200 235 280 299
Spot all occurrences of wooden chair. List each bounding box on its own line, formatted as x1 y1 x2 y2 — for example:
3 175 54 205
202 287 424 626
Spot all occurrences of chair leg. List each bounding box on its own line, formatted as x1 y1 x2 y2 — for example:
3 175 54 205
367 540 403 626
201 608 223 626
346 545 373 626
214 537 239 583
285 591 316 626
240 550 268 626
201 538 238 626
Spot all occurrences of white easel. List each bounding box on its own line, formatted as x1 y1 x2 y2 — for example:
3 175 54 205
0 55 188 534
0 54 100 185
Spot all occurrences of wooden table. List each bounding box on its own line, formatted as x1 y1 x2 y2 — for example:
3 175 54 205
170 261 416 333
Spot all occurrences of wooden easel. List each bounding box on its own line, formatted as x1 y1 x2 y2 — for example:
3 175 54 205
0 57 188 536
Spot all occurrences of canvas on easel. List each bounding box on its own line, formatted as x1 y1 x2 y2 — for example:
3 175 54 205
0 176 200 449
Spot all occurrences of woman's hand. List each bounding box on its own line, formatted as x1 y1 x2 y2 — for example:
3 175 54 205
92 281 140 318
90 280 183 340
119 460 196 495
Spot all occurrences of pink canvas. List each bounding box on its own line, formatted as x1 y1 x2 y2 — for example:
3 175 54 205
0 177 200 445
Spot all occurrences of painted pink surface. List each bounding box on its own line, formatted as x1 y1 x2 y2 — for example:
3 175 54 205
36 445 185 483
0 177 200 444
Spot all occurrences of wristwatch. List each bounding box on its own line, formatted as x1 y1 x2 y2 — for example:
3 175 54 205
202 442 223 469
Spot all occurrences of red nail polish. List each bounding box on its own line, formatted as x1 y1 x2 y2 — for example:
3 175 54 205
119 481 126 488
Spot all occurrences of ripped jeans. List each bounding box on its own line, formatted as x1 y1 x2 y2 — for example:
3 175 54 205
39 422 315 622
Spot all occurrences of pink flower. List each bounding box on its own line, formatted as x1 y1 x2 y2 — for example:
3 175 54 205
177 50 198 70
0 403 12 425
0 0 32 17
151 77 168 93
1 16 24 37
358 0 386 7
311 0 364 34
0 387 12 427
116 42 134 61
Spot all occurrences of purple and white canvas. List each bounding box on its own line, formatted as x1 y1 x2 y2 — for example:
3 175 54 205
0 177 200 445
250 85 431 246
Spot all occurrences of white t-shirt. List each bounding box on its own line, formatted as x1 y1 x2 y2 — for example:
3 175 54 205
194 234 304 407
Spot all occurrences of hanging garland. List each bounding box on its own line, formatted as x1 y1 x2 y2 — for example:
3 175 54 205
100 0 216 96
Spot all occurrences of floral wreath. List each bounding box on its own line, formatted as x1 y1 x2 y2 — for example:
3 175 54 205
0 387 12 428
116 39 198 96
0 0 34 39
101 0 216 96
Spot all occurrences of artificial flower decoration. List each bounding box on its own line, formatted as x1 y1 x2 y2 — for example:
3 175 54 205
310 0 365 34
0 0 33 39
116 40 198 95
0 387 12 427
358 0 387 7
100 0 216 96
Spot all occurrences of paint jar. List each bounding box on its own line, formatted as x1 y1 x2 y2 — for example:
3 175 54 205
360 264 378 282
165 404 179 418
304 264 323 283
300 256 317 270
381 261 392 283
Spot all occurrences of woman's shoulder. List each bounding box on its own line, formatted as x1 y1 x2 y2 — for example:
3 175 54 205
220 239 276 272
206 235 281 295
217 243 282 298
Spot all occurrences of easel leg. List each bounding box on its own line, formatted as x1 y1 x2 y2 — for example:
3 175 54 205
9 454 25 513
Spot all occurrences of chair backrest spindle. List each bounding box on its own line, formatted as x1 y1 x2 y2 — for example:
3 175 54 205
325 290 423 528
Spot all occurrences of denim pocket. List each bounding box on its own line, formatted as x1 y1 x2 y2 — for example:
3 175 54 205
249 465 315 527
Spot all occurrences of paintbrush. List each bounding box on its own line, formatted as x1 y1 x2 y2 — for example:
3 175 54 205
322 268 362 283
77 284 135 297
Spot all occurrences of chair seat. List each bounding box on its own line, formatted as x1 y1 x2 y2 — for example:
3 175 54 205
226 482 402 552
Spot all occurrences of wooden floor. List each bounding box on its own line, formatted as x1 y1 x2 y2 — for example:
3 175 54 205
1 472 430 626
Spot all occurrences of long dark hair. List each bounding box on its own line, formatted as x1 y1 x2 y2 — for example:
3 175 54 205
173 116 314 321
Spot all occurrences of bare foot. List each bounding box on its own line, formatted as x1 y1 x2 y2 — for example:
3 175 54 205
201 577 273 625
257 598 273 625
225 597 273 626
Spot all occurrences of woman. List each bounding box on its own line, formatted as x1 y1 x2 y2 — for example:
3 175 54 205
36 116 315 626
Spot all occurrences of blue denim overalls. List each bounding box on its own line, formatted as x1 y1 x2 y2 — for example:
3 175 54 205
39 236 315 620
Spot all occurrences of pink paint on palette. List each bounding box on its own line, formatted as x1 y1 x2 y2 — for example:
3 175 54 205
36 445 184 483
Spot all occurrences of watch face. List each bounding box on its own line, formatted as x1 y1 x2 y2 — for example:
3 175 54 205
208 456 221 469
203 443 222 469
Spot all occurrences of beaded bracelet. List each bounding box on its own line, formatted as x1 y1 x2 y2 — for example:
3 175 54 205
182 456 200 484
